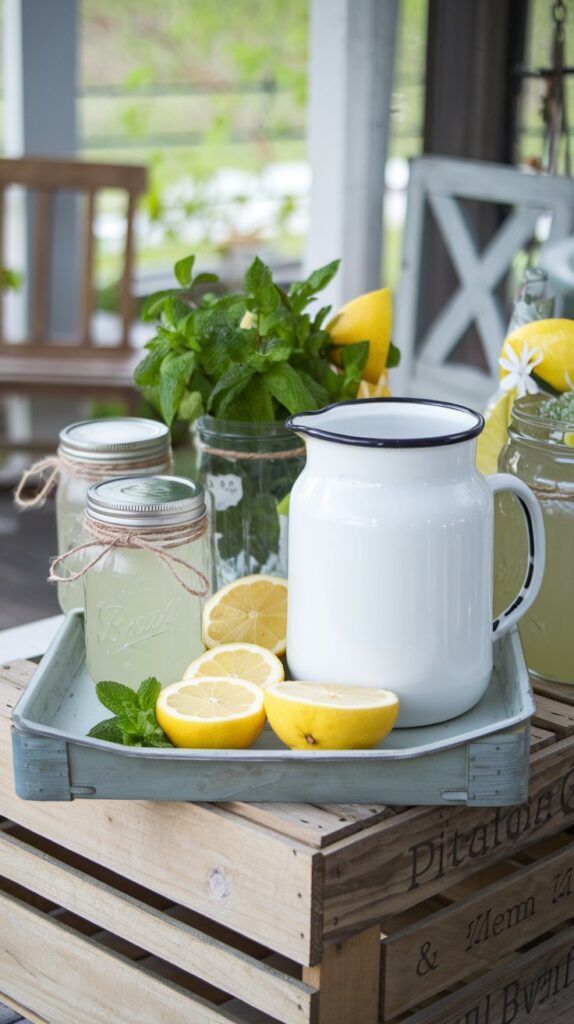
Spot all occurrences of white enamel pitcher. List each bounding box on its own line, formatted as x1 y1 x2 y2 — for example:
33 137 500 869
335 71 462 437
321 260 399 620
285 399 545 727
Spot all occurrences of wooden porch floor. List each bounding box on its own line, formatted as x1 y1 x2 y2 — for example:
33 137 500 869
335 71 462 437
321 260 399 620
0 491 59 630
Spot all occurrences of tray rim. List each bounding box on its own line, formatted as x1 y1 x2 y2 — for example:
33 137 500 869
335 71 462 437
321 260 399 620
10 611 535 764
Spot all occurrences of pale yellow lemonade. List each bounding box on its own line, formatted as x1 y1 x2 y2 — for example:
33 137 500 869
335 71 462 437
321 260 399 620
494 395 574 684
85 538 209 688
83 475 209 690
57 474 91 614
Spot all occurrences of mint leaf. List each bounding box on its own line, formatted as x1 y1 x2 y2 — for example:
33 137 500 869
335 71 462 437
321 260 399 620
302 259 340 296
95 681 139 716
138 676 162 711
386 341 401 368
178 389 204 421
192 272 219 287
161 296 193 330
174 254 195 287
160 351 196 426
341 341 369 398
265 362 317 414
134 342 170 388
244 256 279 313
208 363 255 413
87 718 124 743
141 289 178 321
224 375 275 421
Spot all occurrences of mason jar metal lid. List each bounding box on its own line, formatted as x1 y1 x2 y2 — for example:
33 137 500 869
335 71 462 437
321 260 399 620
86 476 206 528
59 418 171 464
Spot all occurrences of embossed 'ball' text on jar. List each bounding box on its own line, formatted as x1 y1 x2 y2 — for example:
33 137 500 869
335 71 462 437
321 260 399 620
494 394 574 684
56 418 172 613
81 476 210 689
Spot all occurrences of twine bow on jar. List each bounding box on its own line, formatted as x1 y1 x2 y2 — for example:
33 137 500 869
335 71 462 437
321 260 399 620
49 515 210 598
14 450 174 510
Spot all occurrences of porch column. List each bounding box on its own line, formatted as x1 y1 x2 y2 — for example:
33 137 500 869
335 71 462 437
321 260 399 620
4 0 79 339
304 0 399 311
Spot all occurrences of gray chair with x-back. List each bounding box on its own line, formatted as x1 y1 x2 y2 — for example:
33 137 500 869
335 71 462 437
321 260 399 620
392 156 574 408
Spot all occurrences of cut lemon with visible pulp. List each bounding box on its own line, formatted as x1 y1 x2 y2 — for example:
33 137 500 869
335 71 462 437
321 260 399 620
156 677 266 748
184 642 285 689
264 681 400 750
202 575 288 655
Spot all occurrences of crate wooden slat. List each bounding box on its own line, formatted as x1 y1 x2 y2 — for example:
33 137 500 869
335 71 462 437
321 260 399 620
0 828 316 1024
380 833 574 1018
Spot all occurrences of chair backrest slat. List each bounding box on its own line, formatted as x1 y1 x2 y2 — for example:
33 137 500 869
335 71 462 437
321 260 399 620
0 156 147 352
0 186 5 344
32 189 52 343
81 190 96 346
120 191 136 351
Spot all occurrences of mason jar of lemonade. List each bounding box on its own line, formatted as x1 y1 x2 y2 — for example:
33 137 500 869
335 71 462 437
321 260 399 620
494 394 574 683
83 476 210 689
56 418 172 613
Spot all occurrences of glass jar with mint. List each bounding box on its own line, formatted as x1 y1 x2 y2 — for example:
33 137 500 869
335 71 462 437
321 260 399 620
494 392 574 683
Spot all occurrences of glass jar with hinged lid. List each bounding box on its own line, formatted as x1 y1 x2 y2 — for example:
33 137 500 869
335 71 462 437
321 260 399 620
494 393 574 683
58 475 211 689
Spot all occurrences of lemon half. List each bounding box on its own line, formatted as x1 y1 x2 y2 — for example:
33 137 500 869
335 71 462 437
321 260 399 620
156 677 266 748
184 642 284 689
264 681 400 750
202 575 288 655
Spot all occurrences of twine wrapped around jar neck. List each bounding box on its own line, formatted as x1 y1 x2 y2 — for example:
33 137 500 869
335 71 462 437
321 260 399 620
196 441 305 461
14 449 174 510
48 513 209 597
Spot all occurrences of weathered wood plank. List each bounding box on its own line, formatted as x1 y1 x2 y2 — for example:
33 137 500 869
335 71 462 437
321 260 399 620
322 733 574 943
0 830 316 1024
380 838 574 1018
401 922 574 1024
222 802 397 848
303 925 380 1024
534 678 574 706
0 995 44 1024
0 890 245 1024
533 696 574 737
530 725 557 752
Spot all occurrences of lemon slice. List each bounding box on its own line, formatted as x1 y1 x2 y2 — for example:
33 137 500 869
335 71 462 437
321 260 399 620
264 681 400 750
356 371 391 399
328 288 393 383
202 575 288 655
156 677 266 748
476 390 513 475
184 642 285 689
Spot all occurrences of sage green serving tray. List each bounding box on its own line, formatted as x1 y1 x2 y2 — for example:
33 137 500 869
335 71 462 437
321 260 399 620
11 611 534 806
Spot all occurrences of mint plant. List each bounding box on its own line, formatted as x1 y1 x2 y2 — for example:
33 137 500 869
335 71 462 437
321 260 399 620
88 677 174 747
134 254 372 426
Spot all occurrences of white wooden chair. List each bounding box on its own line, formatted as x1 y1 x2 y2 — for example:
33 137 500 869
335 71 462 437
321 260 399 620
392 156 574 408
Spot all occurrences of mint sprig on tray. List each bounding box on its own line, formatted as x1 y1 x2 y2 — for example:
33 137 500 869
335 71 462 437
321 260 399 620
88 677 175 747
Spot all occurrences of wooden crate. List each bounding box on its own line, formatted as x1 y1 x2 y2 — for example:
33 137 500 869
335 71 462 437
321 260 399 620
2 660 574 1023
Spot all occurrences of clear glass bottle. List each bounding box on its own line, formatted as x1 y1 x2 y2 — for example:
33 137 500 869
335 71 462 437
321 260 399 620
56 418 172 613
84 476 209 689
494 394 574 683
194 417 305 591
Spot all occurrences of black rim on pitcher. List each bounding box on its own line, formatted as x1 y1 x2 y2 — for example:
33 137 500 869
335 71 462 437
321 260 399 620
286 397 485 449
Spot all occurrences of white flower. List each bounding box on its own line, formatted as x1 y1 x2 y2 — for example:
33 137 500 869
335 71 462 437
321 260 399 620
499 341 543 398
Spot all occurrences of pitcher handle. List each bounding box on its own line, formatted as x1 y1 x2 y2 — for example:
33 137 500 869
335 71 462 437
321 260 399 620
487 474 546 638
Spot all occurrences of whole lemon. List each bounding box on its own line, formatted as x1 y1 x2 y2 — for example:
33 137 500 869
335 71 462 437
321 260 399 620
327 288 393 384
